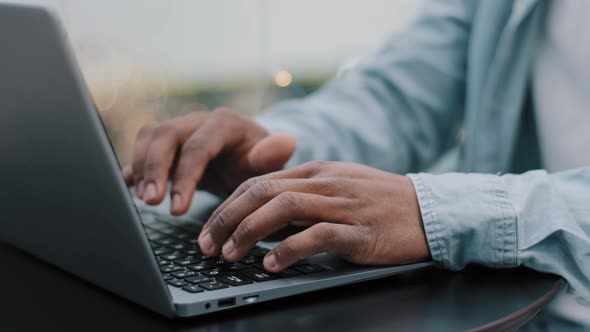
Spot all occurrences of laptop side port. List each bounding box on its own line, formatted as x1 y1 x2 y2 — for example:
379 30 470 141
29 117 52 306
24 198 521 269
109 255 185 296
242 295 259 304
218 297 236 308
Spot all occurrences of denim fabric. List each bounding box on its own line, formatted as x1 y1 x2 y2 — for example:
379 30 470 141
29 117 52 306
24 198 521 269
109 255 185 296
256 0 590 327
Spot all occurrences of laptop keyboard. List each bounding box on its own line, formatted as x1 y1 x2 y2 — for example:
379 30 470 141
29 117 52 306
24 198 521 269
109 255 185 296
144 220 326 294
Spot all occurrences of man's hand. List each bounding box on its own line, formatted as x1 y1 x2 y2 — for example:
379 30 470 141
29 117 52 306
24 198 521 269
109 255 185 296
123 108 296 215
198 161 431 272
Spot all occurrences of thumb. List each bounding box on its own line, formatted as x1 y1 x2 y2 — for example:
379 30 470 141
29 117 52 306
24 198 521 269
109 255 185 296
247 133 296 174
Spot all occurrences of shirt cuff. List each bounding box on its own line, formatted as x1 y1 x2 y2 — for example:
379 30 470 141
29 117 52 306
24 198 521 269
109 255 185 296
407 172 519 270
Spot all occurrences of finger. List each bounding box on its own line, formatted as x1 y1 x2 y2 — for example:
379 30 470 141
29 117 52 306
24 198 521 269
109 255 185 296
140 124 178 204
142 114 208 205
209 179 328 237
131 124 154 197
122 165 133 184
200 163 321 239
264 224 308 242
247 133 296 174
218 192 347 261
264 223 361 272
200 178 343 255
169 109 245 215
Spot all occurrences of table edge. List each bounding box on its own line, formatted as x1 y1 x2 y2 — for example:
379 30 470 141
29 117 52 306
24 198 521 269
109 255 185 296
470 278 566 332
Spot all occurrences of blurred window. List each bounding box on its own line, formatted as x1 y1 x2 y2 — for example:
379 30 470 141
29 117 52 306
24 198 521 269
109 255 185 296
17 0 422 163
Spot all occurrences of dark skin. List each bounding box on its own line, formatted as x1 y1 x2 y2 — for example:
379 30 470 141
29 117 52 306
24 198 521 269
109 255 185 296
124 108 431 272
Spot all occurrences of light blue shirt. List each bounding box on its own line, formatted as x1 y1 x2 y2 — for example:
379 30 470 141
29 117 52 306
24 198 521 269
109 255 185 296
257 0 590 326
533 0 590 173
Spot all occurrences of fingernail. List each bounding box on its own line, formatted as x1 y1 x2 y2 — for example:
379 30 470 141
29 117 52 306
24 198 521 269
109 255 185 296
122 168 132 180
264 252 276 269
198 229 208 241
171 193 182 213
222 239 235 257
144 183 157 202
137 181 145 198
200 233 214 253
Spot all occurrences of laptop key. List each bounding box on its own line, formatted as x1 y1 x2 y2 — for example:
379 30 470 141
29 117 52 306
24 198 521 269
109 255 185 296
147 232 166 241
251 263 266 271
213 263 248 275
276 268 301 278
146 223 170 230
174 257 201 266
182 285 205 293
202 268 230 277
160 265 183 273
167 279 188 287
239 255 258 265
160 252 186 261
180 224 202 233
162 274 174 281
187 262 214 272
185 238 199 245
249 247 270 257
226 262 249 271
153 247 173 256
155 237 180 246
294 264 325 274
171 270 198 279
145 228 158 234
198 280 228 291
213 257 227 266
182 248 200 256
158 227 180 235
168 242 193 251
240 268 276 282
185 274 211 284
173 233 194 240
195 254 215 261
217 274 253 286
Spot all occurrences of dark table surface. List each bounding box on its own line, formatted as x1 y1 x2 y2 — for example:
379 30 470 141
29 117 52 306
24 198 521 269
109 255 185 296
0 242 563 332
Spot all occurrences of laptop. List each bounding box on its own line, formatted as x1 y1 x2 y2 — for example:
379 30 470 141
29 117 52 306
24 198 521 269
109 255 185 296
0 3 432 318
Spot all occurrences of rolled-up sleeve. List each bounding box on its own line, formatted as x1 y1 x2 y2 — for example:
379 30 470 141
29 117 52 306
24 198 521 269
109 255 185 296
408 168 590 298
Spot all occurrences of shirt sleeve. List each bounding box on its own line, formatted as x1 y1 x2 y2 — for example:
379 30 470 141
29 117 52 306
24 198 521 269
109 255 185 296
257 0 476 173
408 168 590 299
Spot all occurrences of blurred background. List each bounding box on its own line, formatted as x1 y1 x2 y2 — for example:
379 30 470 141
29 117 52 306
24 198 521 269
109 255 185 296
10 0 423 165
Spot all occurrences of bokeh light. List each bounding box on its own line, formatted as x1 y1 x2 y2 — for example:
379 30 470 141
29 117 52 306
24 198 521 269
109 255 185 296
274 70 292 87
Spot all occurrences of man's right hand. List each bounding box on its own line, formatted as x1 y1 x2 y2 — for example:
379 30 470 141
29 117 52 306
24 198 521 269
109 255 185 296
122 108 296 216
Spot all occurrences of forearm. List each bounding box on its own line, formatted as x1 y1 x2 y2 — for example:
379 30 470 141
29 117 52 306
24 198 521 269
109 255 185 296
257 0 475 173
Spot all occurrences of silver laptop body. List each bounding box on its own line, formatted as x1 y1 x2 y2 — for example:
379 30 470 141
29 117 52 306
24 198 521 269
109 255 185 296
0 3 431 318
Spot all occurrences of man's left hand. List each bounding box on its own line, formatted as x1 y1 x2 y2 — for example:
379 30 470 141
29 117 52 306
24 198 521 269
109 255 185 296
198 161 431 272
